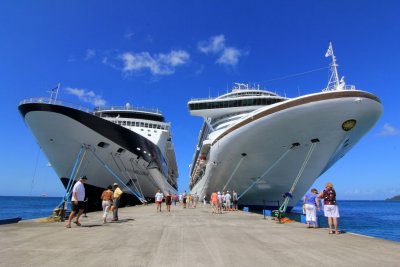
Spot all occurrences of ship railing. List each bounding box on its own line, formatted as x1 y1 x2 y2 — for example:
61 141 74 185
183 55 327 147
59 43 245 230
323 84 356 92
19 98 163 115
19 97 92 113
94 105 162 115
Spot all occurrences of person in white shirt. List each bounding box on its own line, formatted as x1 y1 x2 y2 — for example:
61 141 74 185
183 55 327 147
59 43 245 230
217 192 222 214
66 176 88 228
225 191 232 210
155 189 164 212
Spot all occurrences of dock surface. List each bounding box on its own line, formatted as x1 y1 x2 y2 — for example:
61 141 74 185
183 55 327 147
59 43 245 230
0 204 399 267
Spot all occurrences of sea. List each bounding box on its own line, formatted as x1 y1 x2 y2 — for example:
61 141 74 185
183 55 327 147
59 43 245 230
1 196 399 243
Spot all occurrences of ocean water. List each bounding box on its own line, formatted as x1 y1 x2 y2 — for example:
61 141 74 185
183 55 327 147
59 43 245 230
1 197 399 243
291 200 400 243
0 196 62 221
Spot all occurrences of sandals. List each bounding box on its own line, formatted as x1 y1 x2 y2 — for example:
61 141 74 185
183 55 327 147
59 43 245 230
65 224 71 228
73 221 81 226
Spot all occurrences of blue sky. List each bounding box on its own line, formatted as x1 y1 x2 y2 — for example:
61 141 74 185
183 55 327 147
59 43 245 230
0 1 399 200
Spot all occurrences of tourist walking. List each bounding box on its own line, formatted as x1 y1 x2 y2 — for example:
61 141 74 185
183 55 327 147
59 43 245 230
225 191 232 210
66 176 88 228
221 192 226 210
303 188 320 228
217 192 223 214
232 190 238 210
155 189 164 212
210 191 218 214
193 192 199 208
318 182 340 234
112 183 123 221
182 191 187 208
100 185 113 223
203 195 207 206
165 191 172 212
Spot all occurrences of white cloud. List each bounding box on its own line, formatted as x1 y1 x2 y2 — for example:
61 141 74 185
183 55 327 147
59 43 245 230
119 50 190 76
198 35 225 54
198 34 245 67
124 32 135 40
377 123 399 136
65 87 106 107
85 49 96 60
217 47 242 66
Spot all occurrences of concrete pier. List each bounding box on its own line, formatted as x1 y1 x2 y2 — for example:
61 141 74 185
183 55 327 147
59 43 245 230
0 204 399 267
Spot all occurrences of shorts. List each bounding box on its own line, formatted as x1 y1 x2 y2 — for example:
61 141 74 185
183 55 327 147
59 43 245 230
305 204 317 222
72 201 85 213
324 205 340 218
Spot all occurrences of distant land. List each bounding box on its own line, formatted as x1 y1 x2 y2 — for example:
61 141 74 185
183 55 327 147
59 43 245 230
386 195 400 201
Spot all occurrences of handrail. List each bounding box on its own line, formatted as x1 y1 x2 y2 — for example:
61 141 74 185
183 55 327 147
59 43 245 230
19 97 163 115
323 84 357 92
19 97 92 113
94 105 162 115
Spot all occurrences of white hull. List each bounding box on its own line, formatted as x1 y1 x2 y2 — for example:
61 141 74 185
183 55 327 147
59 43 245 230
190 90 382 209
19 103 177 204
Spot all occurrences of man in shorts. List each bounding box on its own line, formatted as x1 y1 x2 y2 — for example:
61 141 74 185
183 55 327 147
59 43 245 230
155 189 164 212
66 176 88 228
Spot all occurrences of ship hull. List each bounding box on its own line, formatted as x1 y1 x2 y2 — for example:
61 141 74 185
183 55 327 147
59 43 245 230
19 103 177 210
191 90 382 211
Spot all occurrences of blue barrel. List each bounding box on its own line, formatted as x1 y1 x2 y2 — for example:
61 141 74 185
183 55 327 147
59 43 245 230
263 210 272 216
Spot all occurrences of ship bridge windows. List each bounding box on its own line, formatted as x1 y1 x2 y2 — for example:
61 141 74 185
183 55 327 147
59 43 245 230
189 97 285 111
115 119 168 131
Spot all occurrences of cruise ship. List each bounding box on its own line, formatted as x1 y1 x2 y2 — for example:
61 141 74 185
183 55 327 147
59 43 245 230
19 95 178 210
188 44 383 212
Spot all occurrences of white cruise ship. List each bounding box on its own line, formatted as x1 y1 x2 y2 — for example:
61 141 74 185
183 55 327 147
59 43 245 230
188 44 383 212
19 96 178 210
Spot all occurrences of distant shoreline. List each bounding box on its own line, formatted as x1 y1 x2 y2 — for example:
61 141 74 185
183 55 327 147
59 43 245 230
386 195 400 201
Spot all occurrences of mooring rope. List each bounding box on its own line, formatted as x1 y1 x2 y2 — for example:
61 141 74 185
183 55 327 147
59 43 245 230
238 148 292 200
222 155 246 192
88 148 147 203
279 142 317 213
114 153 145 201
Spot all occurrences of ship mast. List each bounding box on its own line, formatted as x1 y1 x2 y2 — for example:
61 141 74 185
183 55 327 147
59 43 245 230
48 83 60 104
325 42 345 91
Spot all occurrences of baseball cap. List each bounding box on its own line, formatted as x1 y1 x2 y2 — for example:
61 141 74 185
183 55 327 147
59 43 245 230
113 182 118 186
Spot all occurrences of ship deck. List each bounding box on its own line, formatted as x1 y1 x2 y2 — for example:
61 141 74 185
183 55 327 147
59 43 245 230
0 204 398 266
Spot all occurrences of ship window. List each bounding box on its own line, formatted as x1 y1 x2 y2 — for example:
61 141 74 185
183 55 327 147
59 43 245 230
140 122 144 127
123 121 126 126
97 142 110 148
154 130 157 133
149 124 153 128
136 122 139 126
148 134 151 136
157 125 161 129
145 123 148 128
141 129 144 131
